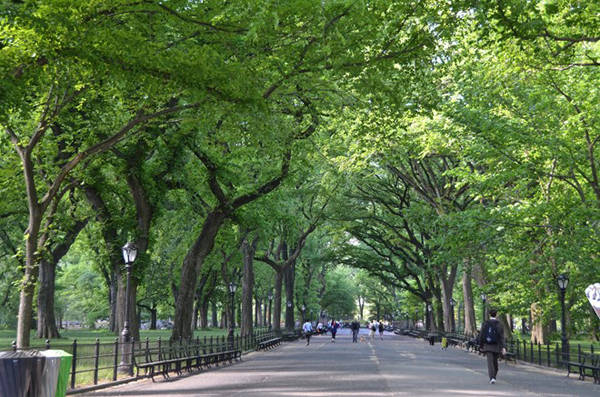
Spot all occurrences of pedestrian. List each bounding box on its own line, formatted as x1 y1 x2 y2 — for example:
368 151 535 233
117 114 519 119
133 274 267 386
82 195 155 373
351 318 360 343
316 321 323 335
302 319 313 346
330 320 340 342
378 320 384 340
369 320 376 341
478 308 506 384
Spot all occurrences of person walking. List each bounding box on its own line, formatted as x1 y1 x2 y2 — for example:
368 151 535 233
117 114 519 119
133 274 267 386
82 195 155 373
330 320 340 342
369 320 376 341
478 308 506 384
302 319 313 346
351 318 360 343
378 320 384 340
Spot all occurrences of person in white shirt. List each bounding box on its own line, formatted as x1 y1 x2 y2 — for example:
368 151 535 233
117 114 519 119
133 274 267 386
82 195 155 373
302 320 314 346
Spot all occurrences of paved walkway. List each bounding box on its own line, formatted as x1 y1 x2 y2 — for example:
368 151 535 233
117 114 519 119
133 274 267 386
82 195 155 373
83 329 599 396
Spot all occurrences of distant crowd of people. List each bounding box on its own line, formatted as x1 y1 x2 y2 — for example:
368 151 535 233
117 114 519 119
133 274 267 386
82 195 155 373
301 318 389 345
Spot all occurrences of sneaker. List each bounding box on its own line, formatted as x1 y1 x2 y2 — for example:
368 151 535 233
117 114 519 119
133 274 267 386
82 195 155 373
489 378 496 384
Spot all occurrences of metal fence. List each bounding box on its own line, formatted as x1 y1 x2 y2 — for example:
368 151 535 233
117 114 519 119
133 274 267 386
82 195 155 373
399 327 599 381
3 327 276 394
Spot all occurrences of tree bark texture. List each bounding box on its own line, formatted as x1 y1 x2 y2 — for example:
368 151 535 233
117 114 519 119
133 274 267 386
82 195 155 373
37 217 88 339
37 259 60 339
241 236 257 337
172 210 226 341
199 300 208 329
462 267 478 336
273 271 283 331
284 261 295 330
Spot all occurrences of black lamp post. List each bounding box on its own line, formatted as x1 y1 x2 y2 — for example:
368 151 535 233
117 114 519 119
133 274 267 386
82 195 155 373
267 290 273 330
426 304 432 331
301 304 306 323
450 298 456 332
480 293 487 325
120 242 137 374
286 301 292 329
557 274 569 362
228 282 237 346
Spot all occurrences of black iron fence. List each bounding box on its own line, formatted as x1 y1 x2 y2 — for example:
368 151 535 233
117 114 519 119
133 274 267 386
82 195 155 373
3 327 276 394
398 327 599 382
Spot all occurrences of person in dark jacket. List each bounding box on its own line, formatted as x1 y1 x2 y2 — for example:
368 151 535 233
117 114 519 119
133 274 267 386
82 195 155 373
479 309 506 384
330 320 340 342
378 321 384 340
350 319 360 343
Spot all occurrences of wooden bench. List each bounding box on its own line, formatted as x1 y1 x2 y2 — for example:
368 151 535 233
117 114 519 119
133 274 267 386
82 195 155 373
134 341 241 381
565 353 600 384
257 337 281 351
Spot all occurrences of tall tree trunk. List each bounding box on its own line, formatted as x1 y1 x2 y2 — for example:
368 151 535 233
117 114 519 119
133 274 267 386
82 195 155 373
241 236 257 337
273 271 283 332
37 258 60 339
192 299 200 330
439 264 458 332
172 210 226 341
211 301 218 327
462 267 477 336
150 303 157 330
109 274 117 332
199 300 208 329
531 302 549 344
37 217 88 339
284 261 295 330
17 207 42 348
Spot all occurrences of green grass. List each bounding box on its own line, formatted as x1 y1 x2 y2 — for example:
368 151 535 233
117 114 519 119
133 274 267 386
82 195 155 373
0 327 232 350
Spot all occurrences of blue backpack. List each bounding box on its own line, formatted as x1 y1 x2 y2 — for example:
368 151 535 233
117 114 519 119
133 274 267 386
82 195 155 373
485 322 498 344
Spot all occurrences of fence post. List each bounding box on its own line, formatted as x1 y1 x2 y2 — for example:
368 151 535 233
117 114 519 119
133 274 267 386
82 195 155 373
145 337 150 363
203 336 206 355
113 338 119 381
537 342 541 365
157 337 162 361
546 342 550 367
210 336 213 354
528 341 533 362
94 338 100 385
70 339 78 390
516 340 520 360
578 344 582 362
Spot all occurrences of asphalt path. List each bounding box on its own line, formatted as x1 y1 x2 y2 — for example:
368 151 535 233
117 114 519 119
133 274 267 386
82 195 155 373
83 328 599 396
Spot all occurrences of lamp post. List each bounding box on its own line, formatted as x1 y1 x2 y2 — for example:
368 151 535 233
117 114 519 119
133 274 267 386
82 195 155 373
426 304 432 331
301 305 306 324
267 290 273 330
228 282 237 347
120 242 137 374
450 298 456 332
557 274 569 362
286 301 292 329
480 293 487 325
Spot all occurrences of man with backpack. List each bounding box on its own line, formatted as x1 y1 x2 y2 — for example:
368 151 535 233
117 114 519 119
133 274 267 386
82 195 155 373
478 308 506 384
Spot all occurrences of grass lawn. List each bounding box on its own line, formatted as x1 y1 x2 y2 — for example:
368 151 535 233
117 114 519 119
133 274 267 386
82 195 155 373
0 327 234 349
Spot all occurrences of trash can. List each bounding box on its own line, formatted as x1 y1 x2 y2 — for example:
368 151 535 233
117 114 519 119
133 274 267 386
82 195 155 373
0 350 46 397
40 350 72 397
0 349 72 397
